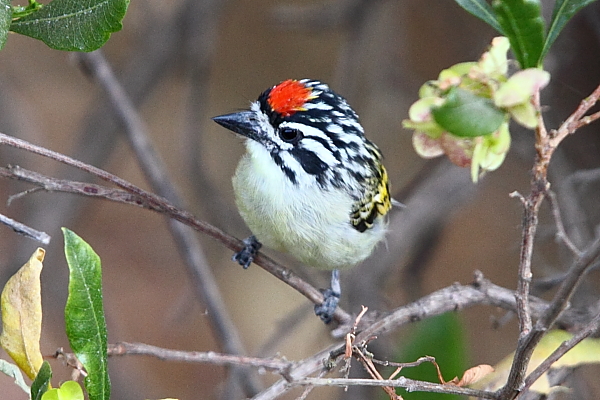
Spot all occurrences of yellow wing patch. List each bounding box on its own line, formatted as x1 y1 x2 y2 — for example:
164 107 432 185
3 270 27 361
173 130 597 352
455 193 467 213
350 164 392 233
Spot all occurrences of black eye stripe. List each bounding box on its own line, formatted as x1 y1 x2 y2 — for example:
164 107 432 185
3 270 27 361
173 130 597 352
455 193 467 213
290 148 328 176
303 135 340 161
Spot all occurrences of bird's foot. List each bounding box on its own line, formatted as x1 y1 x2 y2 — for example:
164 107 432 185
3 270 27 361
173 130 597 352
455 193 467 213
314 269 341 324
233 235 262 269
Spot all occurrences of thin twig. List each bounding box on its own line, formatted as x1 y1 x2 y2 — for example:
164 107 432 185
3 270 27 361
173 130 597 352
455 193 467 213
293 376 497 398
535 234 600 331
372 355 436 369
545 189 582 256
0 212 51 244
552 83 600 146
107 342 293 371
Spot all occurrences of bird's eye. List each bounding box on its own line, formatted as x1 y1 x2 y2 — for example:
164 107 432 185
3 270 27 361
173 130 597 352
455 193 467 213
279 127 303 143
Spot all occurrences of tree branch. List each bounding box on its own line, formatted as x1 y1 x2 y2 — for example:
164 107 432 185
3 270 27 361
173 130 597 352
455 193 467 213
501 82 600 399
0 212 50 244
294 376 496 398
0 146 352 325
522 309 600 393
108 342 293 372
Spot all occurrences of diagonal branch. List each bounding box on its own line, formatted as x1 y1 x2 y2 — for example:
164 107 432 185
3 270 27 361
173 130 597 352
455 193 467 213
0 155 352 325
522 308 600 393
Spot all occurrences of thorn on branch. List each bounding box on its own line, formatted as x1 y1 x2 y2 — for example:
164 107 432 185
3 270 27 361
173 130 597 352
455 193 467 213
509 191 526 205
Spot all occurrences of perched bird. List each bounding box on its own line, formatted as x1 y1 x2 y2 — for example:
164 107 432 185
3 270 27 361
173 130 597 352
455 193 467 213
213 79 392 323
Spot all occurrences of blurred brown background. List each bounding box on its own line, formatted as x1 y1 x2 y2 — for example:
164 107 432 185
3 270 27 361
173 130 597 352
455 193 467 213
1 0 600 399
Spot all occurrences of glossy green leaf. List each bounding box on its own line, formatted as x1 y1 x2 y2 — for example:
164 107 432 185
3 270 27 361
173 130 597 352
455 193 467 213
454 0 504 33
0 0 10 49
493 0 545 68
396 313 469 400
10 0 129 52
63 228 110 400
540 0 598 63
31 361 52 400
431 87 505 137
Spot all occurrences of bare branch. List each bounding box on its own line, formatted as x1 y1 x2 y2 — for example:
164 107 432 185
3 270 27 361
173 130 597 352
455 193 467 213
293 376 497 398
552 83 600 146
546 189 582 256
108 342 293 372
342 271 589 344
0 212 50 244
0 144 352 325
536 234 600 331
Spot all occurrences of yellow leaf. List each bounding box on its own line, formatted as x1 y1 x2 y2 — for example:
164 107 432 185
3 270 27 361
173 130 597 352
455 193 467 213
471 330 600 395
0 248 45 380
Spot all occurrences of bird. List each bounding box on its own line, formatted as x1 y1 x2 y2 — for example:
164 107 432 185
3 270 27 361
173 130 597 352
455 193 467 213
213 79 392 323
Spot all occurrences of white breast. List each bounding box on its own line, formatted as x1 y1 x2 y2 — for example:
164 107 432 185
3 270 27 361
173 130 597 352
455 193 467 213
232 141 386 270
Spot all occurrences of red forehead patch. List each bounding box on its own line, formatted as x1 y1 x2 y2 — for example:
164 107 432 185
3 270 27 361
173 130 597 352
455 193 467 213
268 80 313 117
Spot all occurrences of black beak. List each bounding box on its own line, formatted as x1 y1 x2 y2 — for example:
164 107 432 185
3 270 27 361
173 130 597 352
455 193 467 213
212 111 260 140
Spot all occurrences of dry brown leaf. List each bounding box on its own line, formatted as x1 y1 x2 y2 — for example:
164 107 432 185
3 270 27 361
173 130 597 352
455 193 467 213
456 364 494 387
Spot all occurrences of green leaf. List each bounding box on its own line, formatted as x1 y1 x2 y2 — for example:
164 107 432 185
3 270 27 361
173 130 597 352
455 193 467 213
493 0 546 68
42 381 84 400
396 313 469 400
431 87 506 137
0 0 11 49
11 1 44 19
62 228 110 400
454 0 504 33
31 361 52 400
540 0 598 63
0 359 30 394
10 0 130 52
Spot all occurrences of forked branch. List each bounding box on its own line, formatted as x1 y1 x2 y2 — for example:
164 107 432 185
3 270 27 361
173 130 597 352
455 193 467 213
501 83 600 399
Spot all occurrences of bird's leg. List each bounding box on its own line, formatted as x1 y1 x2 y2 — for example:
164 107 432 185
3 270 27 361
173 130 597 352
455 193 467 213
233 235 262 269
314 269 341 324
